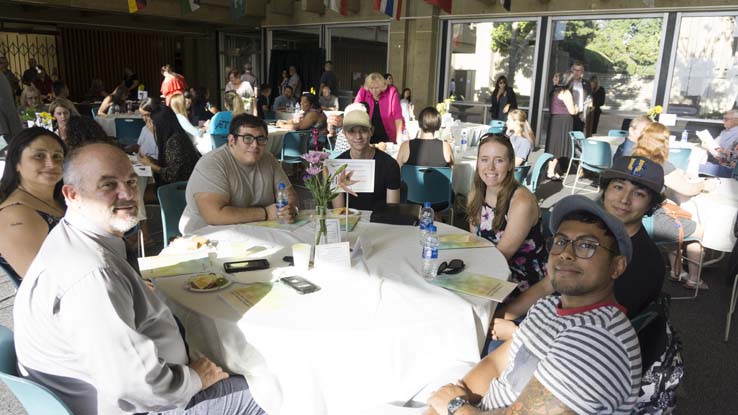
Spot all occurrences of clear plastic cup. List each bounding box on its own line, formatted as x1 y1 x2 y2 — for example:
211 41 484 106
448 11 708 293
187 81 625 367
292 243 311 273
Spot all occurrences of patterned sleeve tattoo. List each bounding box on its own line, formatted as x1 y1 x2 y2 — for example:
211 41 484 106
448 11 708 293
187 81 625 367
478 377 576 415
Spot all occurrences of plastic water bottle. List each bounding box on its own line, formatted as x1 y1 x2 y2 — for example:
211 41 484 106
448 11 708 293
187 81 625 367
681 130 689 143
421 224 439 280
276 182 288 224
460 129 469 153
418 201 434 244
294 101 300 113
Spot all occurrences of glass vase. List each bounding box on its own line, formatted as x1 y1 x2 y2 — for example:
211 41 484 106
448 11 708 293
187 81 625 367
314 205 328 246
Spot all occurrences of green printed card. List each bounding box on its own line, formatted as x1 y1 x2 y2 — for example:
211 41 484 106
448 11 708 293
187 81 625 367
438 234 494 250
138 253 212 279
220 283 274 313
430 272 517 302
250 218 309 230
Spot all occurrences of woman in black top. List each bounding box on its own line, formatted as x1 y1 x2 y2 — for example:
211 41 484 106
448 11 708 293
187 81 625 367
490 75 518 122
396 107 454 168
137 98 200 185
586 75 606 136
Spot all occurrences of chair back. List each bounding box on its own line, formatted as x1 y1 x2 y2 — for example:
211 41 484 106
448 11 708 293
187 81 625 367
90 106 99 117
401 165 453 210
0 326 73 414
607 129 628 138
488 120 505 135
206 111 232 135
263 110 277 122
667 147 692 171
513 165 531 184
281 131 308 163
114 118 145 146
568 130 585 141
526 152 554 192
580 139 612 171
157 181 188 247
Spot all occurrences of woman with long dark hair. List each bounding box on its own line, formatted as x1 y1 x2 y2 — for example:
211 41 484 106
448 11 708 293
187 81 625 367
490 75 518 121
0 128 66 283
545 72 578 180
137 98 200 185
98 85 128 116
467 134 547 298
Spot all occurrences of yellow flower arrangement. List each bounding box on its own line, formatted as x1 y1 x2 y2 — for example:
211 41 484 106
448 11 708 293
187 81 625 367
647 105 663 121
436 96 456 115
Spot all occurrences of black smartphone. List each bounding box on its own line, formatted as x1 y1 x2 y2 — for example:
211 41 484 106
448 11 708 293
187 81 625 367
223 259 270 273
282 256 294 266
280 276 320 294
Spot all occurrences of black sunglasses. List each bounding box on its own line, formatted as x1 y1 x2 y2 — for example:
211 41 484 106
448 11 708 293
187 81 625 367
437 259 465 276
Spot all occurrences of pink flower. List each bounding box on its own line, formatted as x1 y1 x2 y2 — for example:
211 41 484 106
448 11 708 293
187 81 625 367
306 166 322 176
479 205 494 231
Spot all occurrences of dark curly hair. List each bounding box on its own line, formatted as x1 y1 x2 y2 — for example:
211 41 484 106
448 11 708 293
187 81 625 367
64 115 115 151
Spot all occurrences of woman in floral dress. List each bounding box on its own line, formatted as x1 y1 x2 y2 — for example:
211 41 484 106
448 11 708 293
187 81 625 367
467 134 548 298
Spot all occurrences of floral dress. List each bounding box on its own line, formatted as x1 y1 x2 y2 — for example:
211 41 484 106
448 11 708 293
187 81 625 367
477 197 548 299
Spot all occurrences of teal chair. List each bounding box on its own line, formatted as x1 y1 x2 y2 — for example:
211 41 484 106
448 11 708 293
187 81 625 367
525 152 555 193
569 139 612 194
642 216 704 300
668 147 692 171
263 110 277 123
157 181 188 247
280 131 308 164
114 118 145 147
207 111 232 149
608 129 628 138
488 120 505 135
563 131 586 186
0 326 73 414
401 165 453 221
90 106 100 117
514 165 531 184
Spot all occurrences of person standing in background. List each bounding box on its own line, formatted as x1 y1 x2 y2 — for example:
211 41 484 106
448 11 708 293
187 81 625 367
319 60 337 93
287 65 302 97
586 75 605 136
160 64 188 106
0 56 21 98
569 61 591 132
0 74 22 139
123 67 140 101
21 57 38 87
490 75 518 122
241 63 258 87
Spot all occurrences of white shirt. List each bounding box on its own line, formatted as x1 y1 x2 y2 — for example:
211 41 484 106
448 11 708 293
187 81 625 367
572 80 585 111
14 210 202 414
137 125 158 159
225 80 254 98
716 125 738 150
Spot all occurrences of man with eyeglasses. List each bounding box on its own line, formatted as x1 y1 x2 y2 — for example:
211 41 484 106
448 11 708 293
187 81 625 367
487 157 665 353
426 195 640 415
180 113 298 234
699 110 738 177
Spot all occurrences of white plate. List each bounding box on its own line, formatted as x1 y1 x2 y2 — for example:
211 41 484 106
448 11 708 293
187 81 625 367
184 273 232 293
328 208 360 216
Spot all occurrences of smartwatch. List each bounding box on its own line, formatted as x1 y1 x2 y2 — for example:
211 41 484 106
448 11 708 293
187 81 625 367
448 396 469 415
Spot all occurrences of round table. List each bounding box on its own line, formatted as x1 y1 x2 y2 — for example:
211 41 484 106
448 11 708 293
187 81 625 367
682 178 738 253
152 213 510 415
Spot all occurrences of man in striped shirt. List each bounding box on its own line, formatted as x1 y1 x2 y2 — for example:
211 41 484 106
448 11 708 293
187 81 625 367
427 195 642 415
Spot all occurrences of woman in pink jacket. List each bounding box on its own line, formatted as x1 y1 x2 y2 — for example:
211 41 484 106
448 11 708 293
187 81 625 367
354 72 404 144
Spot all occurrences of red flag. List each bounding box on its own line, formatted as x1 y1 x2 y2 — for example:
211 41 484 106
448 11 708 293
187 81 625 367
425 0 451 14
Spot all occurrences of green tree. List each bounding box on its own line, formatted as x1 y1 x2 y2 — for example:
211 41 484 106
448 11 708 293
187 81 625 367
490 21 537 85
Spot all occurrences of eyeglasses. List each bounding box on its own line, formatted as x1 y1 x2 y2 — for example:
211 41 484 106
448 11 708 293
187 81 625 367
437 259 465 276
546 235 617 259
236 134 268 145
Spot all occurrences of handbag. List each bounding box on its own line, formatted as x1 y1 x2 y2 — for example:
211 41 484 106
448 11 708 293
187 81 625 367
660 201 693 273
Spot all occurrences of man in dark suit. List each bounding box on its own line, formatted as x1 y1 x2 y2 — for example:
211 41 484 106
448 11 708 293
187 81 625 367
570 61 591 132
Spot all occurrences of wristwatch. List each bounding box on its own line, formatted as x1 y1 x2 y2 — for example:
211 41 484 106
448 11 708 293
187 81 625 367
448 396 469 415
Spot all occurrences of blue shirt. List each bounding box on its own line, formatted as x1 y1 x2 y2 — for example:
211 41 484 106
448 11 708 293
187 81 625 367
272 95 296 111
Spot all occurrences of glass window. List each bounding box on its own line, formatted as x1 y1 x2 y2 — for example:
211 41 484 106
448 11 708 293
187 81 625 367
668 14 738 120
272 27 320 50
541 17 665 140
447 20 538 123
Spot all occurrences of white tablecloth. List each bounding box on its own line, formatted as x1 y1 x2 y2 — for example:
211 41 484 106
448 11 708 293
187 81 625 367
589 136 707 177
153 213 510 415
682 178 738 252
267 126 291 157
94 113 144 137
448 122 490 147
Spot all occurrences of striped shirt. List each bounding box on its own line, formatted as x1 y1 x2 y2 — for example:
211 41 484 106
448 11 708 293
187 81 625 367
482 295 642 414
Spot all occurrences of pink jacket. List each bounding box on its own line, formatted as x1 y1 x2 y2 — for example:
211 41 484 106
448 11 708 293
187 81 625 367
354 86 404 143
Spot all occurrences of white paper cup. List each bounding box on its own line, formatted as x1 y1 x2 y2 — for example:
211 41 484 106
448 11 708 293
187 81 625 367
292 243 311 273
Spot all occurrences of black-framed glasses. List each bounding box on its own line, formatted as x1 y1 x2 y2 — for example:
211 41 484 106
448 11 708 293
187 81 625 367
236 134 268 145
437 259 465 276
546 236 617 259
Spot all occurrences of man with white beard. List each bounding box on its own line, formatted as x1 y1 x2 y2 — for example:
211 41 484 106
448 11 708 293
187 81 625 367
13 143 265 415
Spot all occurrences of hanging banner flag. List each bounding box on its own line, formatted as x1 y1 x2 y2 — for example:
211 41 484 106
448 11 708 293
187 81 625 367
424 0 451 14
500 0 511 12
183 0 201 13
373 0 402 20
325 0 349 16
128 0 147 13
232 0 246 19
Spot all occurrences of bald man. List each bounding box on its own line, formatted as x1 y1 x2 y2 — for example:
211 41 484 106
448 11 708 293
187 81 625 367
13 143 265 415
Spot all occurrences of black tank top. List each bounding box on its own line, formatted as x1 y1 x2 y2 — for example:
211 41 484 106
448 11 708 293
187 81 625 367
406 139 448 167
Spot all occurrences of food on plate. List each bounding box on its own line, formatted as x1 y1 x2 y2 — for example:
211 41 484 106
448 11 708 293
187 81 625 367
171 236 210 250
330 207 359 216
189 273 229 290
